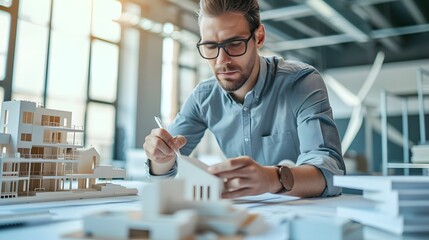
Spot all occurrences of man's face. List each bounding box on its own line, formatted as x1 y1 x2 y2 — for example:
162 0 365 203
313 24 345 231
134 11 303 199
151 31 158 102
199 13 259 92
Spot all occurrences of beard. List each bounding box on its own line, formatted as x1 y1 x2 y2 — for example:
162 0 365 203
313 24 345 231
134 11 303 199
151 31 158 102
214 63 251 92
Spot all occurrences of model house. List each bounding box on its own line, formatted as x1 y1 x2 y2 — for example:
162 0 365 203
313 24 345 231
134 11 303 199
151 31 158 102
0 100 137 204
77 179 266 240
176 155 224 201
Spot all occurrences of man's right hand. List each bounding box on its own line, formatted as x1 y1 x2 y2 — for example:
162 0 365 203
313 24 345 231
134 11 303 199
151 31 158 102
143 128 187 175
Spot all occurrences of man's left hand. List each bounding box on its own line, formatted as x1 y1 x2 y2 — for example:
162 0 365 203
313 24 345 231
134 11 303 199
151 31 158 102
207 156 282 198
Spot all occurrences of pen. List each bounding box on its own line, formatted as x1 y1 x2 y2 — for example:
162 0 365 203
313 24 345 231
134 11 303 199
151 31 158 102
154 116 182 157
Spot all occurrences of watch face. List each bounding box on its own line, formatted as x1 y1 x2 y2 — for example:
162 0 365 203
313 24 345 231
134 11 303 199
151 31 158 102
280 166 294 191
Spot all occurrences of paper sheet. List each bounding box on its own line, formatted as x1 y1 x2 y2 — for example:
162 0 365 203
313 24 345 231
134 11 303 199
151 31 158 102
233 193 300 208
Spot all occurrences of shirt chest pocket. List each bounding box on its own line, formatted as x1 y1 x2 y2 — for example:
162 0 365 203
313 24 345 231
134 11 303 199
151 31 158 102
261 131 299 165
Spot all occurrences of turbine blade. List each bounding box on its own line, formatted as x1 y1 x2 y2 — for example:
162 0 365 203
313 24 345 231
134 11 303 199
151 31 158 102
342 105 364 155
324 74 360 107
357 51 385 100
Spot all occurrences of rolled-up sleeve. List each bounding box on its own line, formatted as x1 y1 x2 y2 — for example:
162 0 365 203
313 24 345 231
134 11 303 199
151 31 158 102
291 69 346 197
145 159 178 181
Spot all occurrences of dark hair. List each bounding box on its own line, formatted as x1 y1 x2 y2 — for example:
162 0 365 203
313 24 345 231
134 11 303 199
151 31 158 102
197 0 260 32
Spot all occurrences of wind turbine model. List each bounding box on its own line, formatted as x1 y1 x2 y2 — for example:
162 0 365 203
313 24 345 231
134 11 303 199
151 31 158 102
324 51 414 156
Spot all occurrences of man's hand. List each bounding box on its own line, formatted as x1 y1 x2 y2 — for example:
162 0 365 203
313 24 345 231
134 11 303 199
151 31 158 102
208 156 282 198
143 128 186 175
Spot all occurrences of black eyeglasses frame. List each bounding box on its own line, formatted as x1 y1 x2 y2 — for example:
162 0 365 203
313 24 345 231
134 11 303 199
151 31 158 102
196 30 256 60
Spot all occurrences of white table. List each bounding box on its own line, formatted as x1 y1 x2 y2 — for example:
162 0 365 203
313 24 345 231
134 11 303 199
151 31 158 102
0 181 427 240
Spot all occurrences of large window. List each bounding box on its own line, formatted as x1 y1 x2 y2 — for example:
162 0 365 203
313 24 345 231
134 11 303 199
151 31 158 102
178 31 222 158
89 40 119 103
0 10 10 107
46 0 91 127
161 36 177 122
0 11 10 81
85 0 121 161
12 0 50 103
86 103 115 164
2 0 123 162
160 28 221 158
161 29 205 123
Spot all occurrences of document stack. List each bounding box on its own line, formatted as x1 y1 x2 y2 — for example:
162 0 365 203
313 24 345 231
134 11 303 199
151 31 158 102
334 176 429 235
411 144 429 163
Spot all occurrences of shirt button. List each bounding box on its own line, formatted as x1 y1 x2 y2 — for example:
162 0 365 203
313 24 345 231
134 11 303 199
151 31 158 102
244 137 249 142
243 107 248 111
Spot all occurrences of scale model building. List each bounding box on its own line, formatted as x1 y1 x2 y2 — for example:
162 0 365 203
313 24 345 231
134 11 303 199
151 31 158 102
67 179 267 240
176 155 224 202
0 100 137 204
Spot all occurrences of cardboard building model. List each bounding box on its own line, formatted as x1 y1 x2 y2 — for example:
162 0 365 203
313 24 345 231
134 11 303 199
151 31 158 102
176 155 224 201
0 100 137 204
70 179 267 240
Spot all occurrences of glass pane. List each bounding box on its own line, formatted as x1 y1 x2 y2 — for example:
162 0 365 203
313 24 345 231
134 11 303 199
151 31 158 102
86 102 115 163
19 0 51 26
47 31 89 100
0 0 12 7
0 12 10 80
198 58 212 82
52 0 91 37
0 87 4 112
0 55 5 81
89 40 118 102
179 45 198 67
12 20 48 96
161 38 175 121
179 68 196 106
45 97 85 127
92 0 121 42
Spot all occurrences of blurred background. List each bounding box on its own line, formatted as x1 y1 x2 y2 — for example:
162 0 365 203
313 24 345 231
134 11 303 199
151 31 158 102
1 0 428 178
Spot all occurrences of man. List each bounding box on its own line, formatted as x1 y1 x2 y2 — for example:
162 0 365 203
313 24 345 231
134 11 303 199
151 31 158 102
143 0 345 198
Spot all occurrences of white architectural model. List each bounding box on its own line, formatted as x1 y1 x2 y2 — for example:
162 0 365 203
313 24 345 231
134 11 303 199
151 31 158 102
0 100 137 204
73 179 266 240
176 155 224 201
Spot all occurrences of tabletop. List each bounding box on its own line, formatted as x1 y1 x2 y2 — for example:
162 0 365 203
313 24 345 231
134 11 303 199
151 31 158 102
0 181 427 240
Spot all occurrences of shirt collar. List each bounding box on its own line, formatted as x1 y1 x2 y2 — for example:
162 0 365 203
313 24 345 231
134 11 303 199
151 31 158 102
220 56 268 104
252 56 268 102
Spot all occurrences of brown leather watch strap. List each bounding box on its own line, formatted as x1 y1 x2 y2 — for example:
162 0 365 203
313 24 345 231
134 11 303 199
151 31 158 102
275 165 294 193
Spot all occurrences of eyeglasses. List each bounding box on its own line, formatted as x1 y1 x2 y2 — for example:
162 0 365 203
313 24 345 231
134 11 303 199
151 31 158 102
196 30 255 59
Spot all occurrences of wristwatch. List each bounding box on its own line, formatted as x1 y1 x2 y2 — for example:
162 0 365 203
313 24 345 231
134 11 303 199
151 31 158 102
276 165 294 193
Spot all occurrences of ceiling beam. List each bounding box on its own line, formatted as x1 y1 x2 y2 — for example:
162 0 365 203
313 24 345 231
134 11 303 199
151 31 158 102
269 23 429 51
305 0 371 42
355 5 401 52
282 19 342 51
349 0 398 6
270 34 355 51
259 0 319 62
264 24 316 62
371 23 429 39
401 0 426 24
260 5 313 21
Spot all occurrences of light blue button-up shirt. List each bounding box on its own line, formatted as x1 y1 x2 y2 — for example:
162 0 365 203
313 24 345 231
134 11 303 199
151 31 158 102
147 56 345 197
